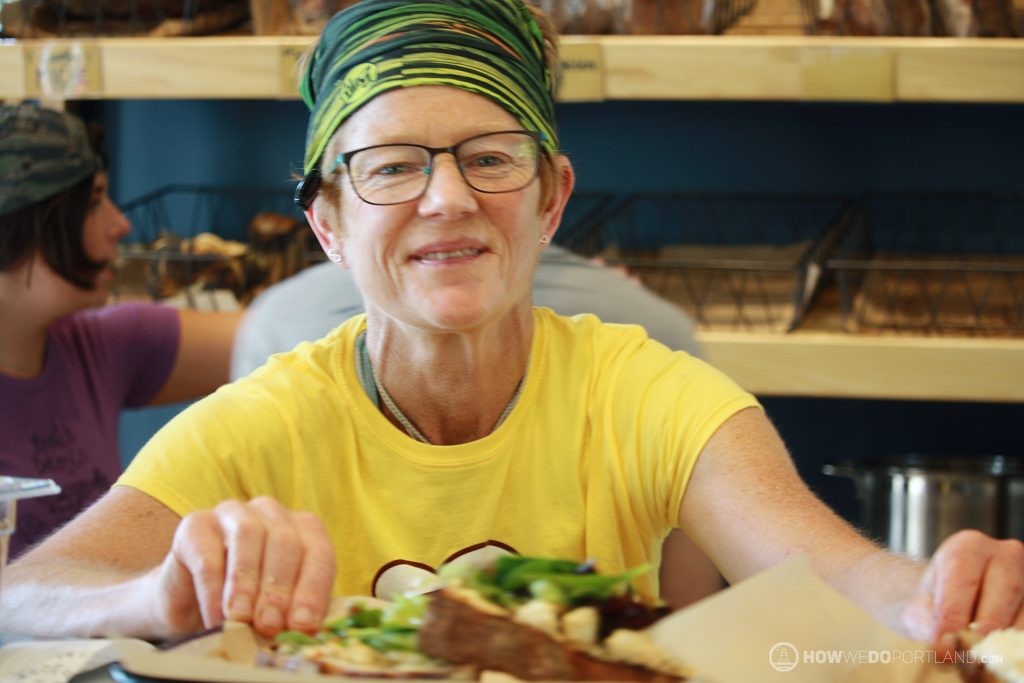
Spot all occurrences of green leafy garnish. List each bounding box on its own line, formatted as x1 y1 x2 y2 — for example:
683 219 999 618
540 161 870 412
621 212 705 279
441 555 651 608
275 630 320 646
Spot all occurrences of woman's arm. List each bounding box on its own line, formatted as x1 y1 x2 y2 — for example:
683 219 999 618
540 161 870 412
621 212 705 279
679 407 925 629
149 309 243 405
0 486 337 640
0 487 182 638
679 406 1024 648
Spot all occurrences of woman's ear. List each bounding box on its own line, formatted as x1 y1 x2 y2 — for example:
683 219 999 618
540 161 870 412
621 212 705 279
304 200 346 267
539 155 576 246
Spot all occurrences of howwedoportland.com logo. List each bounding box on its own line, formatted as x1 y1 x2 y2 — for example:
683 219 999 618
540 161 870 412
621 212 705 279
769 641 1003 672
768 642 800 672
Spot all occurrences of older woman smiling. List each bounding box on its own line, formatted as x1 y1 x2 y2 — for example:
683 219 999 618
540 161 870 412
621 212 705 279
1 0 1021 659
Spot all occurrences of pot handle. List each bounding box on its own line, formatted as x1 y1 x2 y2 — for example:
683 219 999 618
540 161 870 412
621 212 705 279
821 463 858 479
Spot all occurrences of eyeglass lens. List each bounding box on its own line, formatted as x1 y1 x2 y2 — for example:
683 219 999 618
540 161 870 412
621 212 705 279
346 131 539 205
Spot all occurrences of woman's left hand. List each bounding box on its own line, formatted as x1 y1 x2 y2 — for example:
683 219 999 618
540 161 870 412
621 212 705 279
903 530 1024 654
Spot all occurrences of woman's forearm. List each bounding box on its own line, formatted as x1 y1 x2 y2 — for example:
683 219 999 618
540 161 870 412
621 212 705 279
0 556 164 639
832 547 926 635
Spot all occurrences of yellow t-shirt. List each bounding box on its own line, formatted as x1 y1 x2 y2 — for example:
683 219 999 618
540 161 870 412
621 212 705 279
118 308 759 603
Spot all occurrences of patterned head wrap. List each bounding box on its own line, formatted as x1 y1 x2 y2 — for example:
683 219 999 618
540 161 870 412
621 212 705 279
299 0 558 184
0 105 99 218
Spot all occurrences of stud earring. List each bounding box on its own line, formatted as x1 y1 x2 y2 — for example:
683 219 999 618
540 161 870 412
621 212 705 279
538 234 550 245
327 247 343 264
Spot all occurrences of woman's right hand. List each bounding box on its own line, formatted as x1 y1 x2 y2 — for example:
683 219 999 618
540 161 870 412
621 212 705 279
153 496 337 637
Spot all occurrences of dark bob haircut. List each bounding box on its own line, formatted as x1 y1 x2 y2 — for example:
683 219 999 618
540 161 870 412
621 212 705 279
0 124 107 290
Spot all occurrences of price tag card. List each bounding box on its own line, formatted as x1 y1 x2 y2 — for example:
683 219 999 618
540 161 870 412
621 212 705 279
800 46 893 102
24 42 103 98
557 40 603 102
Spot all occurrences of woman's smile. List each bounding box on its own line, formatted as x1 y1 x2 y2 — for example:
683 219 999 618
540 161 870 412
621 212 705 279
409 239 490 265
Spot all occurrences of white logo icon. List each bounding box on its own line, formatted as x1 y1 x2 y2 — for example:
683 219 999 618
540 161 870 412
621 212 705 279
769 642 799 672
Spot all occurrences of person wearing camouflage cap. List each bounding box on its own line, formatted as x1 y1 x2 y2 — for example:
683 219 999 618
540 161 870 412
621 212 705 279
0 104 100 218
0 104 109 290
0 104 240 559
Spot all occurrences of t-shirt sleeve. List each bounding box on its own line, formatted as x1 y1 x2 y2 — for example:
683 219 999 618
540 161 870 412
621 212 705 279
116 359 308 517
85 302 180 407
602 327 761 530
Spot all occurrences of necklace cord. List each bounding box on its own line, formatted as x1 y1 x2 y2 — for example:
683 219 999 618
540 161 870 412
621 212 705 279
356 331 525 444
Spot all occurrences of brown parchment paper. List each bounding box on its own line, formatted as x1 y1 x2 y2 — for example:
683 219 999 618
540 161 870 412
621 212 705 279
647 556 961 683
115 557 963 683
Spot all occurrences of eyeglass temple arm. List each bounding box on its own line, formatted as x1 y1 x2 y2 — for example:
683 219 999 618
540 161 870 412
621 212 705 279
294 170 323 210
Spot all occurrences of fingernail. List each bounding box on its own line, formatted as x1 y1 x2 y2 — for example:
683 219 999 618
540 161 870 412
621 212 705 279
938 632 957 652
292 606 314 626
260 606 283 631
228 594 253 620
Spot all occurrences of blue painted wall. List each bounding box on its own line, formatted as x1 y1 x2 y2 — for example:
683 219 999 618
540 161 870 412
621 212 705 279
92 98 1024 527
92 98 1024 198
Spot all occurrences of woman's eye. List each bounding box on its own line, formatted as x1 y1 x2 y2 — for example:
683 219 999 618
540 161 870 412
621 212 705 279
466 153 510 169
372 162 418 177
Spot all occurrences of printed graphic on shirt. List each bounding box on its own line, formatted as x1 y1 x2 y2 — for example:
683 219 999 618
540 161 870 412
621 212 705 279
372 540 518 600
14 421 114 555
31 422 87 476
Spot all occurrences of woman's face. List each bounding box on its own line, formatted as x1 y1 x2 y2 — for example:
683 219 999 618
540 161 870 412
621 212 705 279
75 171 131 304
316 86 572 333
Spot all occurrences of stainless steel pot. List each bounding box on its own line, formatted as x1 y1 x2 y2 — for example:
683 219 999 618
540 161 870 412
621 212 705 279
823 455 1024 561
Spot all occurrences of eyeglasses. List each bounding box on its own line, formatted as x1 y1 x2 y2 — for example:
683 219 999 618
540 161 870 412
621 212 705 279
327 130 544 206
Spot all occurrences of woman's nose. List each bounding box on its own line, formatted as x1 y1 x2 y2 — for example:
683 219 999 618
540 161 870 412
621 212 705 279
418 153 478 217
108 200 132 240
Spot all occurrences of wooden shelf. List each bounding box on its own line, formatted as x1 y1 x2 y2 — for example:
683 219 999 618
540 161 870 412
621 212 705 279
600 36 1024 103
2 35 1023 102
697 331 1024 402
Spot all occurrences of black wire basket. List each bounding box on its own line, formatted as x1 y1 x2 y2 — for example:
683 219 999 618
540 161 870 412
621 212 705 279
562 192 849 332
0 0 247 37
113 184 315 309
827 193 1024 336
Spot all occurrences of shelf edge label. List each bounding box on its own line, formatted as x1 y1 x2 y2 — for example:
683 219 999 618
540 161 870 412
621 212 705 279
558 41 603 102
800 47 893 102
24 42 103 99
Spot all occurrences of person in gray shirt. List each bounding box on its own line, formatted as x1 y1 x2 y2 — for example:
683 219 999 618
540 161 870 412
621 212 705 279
232 242 714 610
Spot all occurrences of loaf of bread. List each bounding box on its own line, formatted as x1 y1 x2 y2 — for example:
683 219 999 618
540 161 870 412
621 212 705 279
844 0 891 34
972 0 1016 35
955 628 1024 683
888 0 932 35
618 0 708 34
534 0 620 34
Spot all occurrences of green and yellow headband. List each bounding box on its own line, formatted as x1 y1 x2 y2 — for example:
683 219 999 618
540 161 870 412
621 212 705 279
296 0 558 209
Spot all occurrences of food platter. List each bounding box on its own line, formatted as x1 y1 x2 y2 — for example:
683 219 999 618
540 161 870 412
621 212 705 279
78 557 987 683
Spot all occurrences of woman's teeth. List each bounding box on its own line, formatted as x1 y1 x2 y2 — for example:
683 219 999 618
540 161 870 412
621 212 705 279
418 248 482 262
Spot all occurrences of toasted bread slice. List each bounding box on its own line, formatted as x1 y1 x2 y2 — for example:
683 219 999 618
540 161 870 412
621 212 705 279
954 627 1024 683
956 629 1003 683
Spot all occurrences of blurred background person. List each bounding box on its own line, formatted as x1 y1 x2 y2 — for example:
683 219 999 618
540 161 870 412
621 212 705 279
0 104 241 558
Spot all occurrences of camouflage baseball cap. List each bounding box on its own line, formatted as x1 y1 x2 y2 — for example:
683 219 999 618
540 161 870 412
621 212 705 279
0 104 99 217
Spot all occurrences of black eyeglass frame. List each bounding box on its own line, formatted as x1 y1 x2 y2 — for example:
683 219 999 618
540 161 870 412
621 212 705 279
294 130 545 210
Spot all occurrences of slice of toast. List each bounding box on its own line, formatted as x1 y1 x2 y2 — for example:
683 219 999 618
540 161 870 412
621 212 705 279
955 629 1009 683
